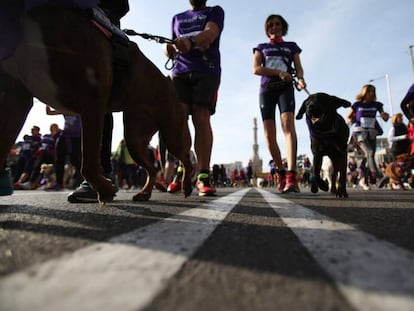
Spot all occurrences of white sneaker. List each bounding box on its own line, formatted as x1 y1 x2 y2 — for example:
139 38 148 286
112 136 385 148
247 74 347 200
359 177 370 190
20 181 32 190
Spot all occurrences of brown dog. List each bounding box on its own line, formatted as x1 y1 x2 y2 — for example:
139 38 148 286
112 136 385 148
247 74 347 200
0 6 192 203
384 154 413 190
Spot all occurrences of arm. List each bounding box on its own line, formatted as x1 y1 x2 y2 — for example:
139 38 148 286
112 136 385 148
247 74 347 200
293 53 306 90
346 108 355 125
380 111 389 121
388 126 408 143
401 97 414 120
377 103 389 121
45 106 62 116
253 50 284 78
175 20 221 54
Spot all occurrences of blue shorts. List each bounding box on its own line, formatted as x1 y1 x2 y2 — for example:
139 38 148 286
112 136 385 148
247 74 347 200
172 72 220 115
259 85 295 121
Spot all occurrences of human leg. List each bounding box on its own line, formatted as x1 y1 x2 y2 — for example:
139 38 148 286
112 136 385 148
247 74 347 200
280 112 297 171
263 119 284 170
191 105 216 196
68 113 115 202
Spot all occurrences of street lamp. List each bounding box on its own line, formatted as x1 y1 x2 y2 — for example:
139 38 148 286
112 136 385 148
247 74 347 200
368 74 393 115
409 45 414 78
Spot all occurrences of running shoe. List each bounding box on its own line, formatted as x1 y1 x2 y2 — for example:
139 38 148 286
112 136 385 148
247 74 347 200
67 181 97 203
167 166 183 193
277 171 286 192
282 171 300 193
67 173 117 203
0 169 13 196
196 172 216 197
167 180 181 193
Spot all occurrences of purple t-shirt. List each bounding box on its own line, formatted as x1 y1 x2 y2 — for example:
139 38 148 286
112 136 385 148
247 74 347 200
171 5 224 77
351 101 384 129
253 41 301 89
401 83 414 119
62 115 81 138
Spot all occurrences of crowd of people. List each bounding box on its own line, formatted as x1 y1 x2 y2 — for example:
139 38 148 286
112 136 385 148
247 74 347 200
1 1 414 198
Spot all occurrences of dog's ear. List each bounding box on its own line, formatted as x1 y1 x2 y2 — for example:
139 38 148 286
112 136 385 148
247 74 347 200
331 95 351 109
296 96 312 120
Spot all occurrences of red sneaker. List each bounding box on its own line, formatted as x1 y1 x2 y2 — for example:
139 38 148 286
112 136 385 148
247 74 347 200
282 172 300 193
167 181 181 193
277 172 286 192
196 173 216 197
155 177 167 192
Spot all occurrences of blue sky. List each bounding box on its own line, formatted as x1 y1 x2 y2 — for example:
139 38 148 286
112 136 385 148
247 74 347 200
18 0 414 170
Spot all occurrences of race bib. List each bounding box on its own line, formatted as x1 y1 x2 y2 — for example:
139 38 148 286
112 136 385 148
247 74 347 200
265 56 287 72
360 117 375 128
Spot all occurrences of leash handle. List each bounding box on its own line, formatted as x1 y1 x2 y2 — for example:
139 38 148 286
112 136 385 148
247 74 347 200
165 57 174 70
293 77 311 95
123 29 174 44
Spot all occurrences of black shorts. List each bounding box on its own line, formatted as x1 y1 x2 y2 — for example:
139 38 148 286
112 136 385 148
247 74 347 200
259 85 295 121
172 72 220 115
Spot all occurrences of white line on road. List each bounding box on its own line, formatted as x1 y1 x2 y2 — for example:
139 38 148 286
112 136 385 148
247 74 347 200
0 189 250 311
257 189 414 311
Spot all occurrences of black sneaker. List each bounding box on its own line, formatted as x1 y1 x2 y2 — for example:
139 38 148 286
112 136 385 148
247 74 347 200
67 182 98 203
0 169 13 196
68 173 118 203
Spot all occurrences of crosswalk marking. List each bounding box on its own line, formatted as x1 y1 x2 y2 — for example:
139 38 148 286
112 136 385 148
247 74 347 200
0 189 249 311
257 188 414 311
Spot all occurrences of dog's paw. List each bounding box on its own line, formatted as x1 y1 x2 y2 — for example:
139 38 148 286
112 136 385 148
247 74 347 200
335 186 348 198
132 191 152 201
311 180 319 193
316 177 329 192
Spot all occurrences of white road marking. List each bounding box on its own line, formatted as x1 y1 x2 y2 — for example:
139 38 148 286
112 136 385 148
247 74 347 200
257 189 414 311
0 189 249 311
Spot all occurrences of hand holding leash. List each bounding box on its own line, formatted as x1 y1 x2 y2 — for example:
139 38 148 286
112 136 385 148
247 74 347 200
293 77 310 95
123 29 175 70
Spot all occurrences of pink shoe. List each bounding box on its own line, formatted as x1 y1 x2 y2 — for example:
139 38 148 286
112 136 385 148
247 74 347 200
277 172 286 192
282 172 300 193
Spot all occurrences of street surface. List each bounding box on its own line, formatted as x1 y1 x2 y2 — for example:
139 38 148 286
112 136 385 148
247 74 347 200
0 187 413 311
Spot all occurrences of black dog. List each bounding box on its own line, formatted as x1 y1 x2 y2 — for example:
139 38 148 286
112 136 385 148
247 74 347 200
296 93 351 198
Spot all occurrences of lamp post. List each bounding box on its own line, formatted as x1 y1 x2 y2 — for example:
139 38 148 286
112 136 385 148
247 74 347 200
409 45 414 78
368 74 393 115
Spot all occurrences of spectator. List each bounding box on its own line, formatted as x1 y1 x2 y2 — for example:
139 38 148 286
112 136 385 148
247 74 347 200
219 164 227 187
399 83 414 156
45 106 82 190
388 113 410 159
302 157 311 187
212 164 220 187
19 123 61 190
112 139 138 189
408 118 414 156
347 156 358 188
13 126 42 189
246 161 253 187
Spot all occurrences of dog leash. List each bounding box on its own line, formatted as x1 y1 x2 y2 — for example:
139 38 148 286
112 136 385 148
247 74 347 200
123 29 175 70
293 77 311 96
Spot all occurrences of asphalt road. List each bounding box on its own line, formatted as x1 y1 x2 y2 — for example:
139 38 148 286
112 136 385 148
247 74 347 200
0 186 413 311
